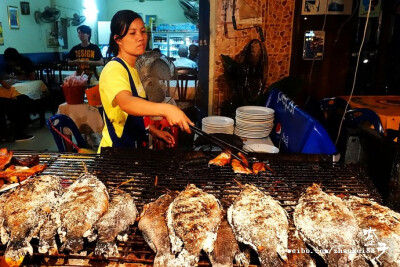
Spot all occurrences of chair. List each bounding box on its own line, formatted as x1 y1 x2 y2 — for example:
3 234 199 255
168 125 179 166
46 114 88 152
345 108 384 135
320 97 351 141
176 67 198 102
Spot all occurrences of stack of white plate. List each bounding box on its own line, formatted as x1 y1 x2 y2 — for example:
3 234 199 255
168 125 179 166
202 116 234 134
234 106 275 138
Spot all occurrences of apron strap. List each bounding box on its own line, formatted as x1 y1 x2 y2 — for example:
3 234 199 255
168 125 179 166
103 57 147 148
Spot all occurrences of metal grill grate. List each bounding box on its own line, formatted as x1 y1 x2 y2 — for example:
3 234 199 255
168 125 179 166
0 151 381 266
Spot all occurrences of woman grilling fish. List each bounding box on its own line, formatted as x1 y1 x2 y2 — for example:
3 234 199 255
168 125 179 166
98 10 192 151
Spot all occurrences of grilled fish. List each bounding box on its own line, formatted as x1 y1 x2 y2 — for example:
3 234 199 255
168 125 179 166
231 159 252 174
227 184 288 266
209 214 249 267
2 175 62 267
58 173 109 253
293 184 362 266
344 195 400 266
252 162 266 174
138 191 178 267
167 184 222 266
209 151 231 167
92 188 137 258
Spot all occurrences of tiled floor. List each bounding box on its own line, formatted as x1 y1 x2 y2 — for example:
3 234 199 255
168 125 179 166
1 112 59 152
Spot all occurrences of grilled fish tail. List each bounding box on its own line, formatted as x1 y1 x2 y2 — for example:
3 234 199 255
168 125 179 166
94 241 119 257
5 240 33 267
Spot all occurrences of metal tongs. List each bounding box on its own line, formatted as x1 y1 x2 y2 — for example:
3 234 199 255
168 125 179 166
189 125 248 163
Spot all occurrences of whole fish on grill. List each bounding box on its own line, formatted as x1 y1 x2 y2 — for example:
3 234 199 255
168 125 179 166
2 175 62 267
138 191 178 267
209 214 249 267
57 173 109 253
344 195 400 266
167 184 222 266
293 184 365 266
227 184 289 266
90 188 137 258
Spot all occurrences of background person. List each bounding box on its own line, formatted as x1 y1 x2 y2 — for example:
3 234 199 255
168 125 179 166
0 48 36 141
3 47 35 81
98 10 192 151
188 44 199 64
68 25 104 80
174 45 198 69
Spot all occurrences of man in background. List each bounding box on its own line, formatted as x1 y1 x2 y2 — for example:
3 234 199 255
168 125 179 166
174 45 197 69
68 25 104 80
188 44 199 65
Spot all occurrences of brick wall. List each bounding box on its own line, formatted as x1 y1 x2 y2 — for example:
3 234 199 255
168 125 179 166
212 0 295 114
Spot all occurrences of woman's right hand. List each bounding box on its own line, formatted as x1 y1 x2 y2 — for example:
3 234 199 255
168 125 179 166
162 104 193 133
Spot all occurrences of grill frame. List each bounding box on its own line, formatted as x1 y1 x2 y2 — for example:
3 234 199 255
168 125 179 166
0 150 381 266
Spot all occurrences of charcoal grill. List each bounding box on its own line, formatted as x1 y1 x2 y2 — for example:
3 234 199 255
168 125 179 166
0 150 381 266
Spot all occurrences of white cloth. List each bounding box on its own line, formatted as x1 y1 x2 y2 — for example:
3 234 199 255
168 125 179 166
174 57 197 69
0 80 47 100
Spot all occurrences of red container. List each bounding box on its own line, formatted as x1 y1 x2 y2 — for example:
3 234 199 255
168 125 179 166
85 85 101 106
62 85 86 105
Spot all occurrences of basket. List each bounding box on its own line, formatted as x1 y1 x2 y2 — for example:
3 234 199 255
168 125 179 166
85 85 101 106
62 85 86 105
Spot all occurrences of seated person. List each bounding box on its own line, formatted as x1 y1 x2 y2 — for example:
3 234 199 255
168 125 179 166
0 48 37 141
174 45 198 69
68 25 104 80
3 47 36 81
188 44 199 64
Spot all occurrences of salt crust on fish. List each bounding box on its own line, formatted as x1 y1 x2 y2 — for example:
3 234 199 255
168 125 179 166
227 184 288 266
344 195 400 266
2 175 62 266
91 188 137 258
56 173 109 253
167 184 222 267
293 184 365 266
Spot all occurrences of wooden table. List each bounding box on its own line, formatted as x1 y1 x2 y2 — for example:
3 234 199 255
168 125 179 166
0 80 47 100
340 95 400 132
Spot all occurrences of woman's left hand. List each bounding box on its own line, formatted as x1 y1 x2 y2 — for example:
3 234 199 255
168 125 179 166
150 126 175 148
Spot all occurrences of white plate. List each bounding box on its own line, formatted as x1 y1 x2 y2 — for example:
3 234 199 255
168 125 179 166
0 177 32 193
202 116 234 126
243 144 279 153
236 106 275 116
